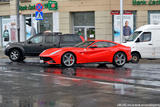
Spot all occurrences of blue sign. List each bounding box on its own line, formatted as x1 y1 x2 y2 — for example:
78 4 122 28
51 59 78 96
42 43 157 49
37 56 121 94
36 3 43 12
35 11 43 20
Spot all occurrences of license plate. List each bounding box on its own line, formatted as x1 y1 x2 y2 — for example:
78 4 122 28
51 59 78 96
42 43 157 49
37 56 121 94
40 60 44 63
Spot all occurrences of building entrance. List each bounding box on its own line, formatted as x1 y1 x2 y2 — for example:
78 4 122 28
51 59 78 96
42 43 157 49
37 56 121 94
74 26 95 40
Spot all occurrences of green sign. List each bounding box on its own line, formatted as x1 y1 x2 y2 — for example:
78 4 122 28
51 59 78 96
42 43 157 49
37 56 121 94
133 0 160 5
48 1 58 10
19 1 58 11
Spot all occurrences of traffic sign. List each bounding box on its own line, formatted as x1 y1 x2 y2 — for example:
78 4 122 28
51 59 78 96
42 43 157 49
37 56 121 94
48 1 58 10
36 3 43 12
35 11 43 20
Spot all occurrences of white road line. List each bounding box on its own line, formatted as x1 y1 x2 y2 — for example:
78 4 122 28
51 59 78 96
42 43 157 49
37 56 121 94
60 76 160 92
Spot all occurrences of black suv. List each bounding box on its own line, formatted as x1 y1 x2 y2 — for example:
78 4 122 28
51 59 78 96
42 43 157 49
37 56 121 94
4 32 84 62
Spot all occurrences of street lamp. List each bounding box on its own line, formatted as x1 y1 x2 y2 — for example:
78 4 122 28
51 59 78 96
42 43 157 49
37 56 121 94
120 0 123 44
16 0 20 42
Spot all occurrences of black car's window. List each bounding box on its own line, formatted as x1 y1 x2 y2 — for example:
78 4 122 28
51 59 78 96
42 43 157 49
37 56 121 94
30 36 43 44
45 36 57 43
139 32 151 42
91 42 117 48
61 35 81 42
61 35 73 42
73 36 82 42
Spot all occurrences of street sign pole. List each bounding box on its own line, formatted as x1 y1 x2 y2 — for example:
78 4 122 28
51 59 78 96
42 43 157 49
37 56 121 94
120 0 123 44
35 3 44 20
16 0 20 42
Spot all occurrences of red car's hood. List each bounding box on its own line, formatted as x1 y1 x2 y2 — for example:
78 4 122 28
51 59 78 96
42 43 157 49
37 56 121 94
40 47 83 56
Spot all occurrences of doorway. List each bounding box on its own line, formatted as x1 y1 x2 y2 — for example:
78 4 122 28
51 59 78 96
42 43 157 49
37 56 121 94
74 26 95 40
72 12 95 41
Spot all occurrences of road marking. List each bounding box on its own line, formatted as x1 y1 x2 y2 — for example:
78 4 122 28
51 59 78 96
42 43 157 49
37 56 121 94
58 76 160 92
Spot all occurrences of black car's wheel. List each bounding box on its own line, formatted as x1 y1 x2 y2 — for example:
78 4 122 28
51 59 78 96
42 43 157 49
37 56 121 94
9 49 24 62
131 53 140 63
62 52 76 67
113 52 126 67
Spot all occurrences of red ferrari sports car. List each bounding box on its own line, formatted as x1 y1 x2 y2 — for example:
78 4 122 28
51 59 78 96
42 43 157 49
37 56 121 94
40 40 132 67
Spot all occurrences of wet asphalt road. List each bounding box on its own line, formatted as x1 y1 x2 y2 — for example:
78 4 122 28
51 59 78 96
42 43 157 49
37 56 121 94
0 58 160 107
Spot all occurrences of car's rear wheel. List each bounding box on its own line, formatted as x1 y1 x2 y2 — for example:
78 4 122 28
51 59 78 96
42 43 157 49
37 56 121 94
113 52 126 67
62 52 76 67
9 49 24 62
131 53 140 63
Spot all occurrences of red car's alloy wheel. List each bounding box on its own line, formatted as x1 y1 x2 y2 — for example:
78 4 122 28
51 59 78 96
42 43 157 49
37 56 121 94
62 53 76 67
113 52 126 67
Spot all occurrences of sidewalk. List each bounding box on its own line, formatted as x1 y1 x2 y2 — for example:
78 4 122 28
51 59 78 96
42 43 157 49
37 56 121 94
0 46 7 58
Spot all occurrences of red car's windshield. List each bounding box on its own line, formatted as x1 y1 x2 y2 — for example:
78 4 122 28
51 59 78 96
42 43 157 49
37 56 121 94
74 41 94 48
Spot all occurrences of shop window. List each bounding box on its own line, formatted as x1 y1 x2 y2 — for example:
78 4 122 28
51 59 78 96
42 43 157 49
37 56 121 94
40 13 53 32
73 12 95 40
148 11 160 24
73 12 95 26
0 0 9 4
112 11 137 43
0 0 9 2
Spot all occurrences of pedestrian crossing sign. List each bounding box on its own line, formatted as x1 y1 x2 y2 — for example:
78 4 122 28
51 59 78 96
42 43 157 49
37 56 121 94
35 11 43 20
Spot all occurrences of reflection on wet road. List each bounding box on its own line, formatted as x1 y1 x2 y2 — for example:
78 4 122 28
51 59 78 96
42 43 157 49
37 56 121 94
0 59 160 107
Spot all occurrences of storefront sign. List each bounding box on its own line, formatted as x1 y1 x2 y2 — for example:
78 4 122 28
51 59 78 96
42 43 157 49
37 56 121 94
48 1 58 10
133 0 160 5
111 10 133 15
19 1 58 11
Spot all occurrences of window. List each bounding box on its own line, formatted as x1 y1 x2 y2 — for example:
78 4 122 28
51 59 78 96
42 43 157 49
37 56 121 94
40 13 53 32
127 31 142 41
75 41 94 48
139 32 151 42
92 42 117 48
73 12 95 26
45 36 57 43
0 0 9 2
30 36 43 44
61 35 74 42
62 34 82 42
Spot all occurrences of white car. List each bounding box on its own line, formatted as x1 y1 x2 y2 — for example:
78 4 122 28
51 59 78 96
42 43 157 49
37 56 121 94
123 24 160 63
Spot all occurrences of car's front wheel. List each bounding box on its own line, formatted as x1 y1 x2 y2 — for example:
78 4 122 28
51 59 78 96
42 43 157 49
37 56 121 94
9 49 24 62
131 53 140 63
113 52 126 67
62 52 76 67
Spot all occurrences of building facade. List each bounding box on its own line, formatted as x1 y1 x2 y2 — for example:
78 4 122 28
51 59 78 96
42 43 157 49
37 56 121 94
0 0 160 46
